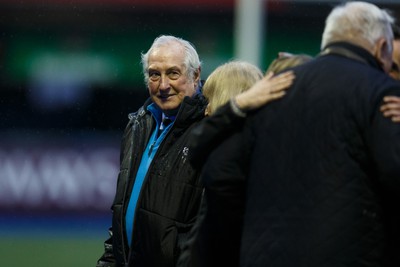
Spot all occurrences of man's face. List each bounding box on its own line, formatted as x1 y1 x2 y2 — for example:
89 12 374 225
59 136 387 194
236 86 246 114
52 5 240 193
389 39 400 80
146 43 199 112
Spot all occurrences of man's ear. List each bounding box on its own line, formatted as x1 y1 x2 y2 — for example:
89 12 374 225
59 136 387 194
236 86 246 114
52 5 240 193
194 67 201 83
374 37 393 73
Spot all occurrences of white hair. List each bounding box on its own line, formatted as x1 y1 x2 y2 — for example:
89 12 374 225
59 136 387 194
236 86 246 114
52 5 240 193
321 1 394 50
141 35 201 86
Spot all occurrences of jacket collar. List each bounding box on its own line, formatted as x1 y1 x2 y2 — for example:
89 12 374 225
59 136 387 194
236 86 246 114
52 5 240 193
134 93 206 127
173 93 207 129
319 41 383 71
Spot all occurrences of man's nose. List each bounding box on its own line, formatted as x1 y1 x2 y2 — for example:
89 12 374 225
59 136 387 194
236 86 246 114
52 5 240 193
159 75 170 90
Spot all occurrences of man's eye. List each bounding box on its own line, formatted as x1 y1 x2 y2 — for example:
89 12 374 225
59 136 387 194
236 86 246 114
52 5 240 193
168 72 180 80
149 72 160 81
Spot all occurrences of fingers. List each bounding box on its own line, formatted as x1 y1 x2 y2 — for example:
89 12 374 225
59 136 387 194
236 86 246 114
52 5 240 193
266 71 295 92
269 71 295 84
235 70 295 111
270 80 293 93
381 107 400 117
380 96 400 123
380 96 400 112
265 72 274 80
267 91 287 101
381 103 400 112
269 70 295 80
392 116 400 122
383 95 400 103
255 91 287 106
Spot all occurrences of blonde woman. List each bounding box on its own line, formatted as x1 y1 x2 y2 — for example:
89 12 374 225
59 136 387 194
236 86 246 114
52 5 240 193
203 61 264 116
189 60 298 169
178 61 295 267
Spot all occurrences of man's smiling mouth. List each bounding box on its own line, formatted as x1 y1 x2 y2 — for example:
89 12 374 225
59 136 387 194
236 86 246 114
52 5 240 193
159 94 173 100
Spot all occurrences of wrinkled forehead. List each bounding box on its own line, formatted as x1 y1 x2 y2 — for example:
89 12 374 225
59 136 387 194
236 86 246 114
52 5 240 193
147 43 187 70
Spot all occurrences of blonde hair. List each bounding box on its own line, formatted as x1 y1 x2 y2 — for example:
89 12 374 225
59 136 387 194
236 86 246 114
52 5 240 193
203 61 263 115
266 54 313 74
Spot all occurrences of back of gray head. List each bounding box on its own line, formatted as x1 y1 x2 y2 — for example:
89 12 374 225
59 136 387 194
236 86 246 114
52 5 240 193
321 1 394 50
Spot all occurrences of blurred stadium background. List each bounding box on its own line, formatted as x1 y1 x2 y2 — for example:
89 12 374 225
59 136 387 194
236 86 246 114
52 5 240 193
0 0 399 266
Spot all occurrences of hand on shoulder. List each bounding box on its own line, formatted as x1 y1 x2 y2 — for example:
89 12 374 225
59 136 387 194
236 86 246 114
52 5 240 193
234 71 295 111
381 95 400 122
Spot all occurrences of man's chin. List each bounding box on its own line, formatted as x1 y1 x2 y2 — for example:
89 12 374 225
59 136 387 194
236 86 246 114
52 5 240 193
156 101 180 114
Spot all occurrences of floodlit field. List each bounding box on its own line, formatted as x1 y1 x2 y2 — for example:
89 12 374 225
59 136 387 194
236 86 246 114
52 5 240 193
0 237 104 266
0 213 109 267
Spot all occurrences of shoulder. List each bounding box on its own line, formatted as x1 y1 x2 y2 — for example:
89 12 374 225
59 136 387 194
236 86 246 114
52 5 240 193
177 93 207 123
184 92 208 108
127 97 153 121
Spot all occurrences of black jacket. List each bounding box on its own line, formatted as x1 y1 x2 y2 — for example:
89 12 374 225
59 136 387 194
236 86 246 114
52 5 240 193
178 103 247 267
97 94 207 267
238 42 400 266
183 42 400 267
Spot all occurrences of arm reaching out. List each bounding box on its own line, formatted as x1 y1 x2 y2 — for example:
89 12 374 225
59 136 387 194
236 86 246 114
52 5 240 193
380 95 400 122
234 71 295 111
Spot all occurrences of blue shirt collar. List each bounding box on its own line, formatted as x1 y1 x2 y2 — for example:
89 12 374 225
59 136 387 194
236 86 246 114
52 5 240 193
147 103 176 130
